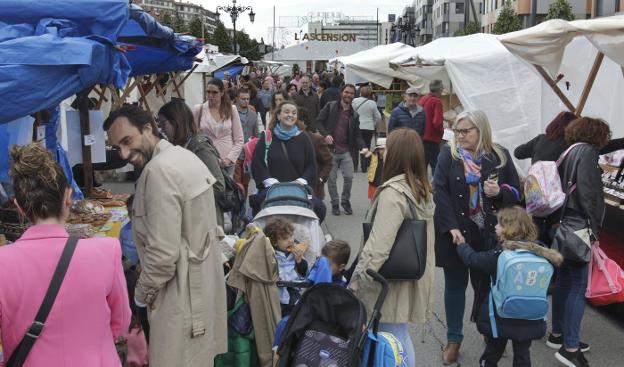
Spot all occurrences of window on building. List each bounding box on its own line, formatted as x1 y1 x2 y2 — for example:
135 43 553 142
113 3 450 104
443 21 448 34
455 3 464 13
479 3 484 14
443 3 449 15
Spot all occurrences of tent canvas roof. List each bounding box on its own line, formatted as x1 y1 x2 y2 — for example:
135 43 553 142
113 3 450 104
264 41 368 62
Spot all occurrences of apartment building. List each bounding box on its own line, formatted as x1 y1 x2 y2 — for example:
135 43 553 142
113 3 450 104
134 0 218 36
414 0 435 45
432 0 483 38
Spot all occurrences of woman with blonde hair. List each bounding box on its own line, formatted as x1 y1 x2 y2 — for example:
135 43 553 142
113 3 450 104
349 128 436 367
433 109 521 365
193 77 244 177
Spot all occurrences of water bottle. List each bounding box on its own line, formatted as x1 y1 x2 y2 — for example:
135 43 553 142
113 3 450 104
319 350 338 367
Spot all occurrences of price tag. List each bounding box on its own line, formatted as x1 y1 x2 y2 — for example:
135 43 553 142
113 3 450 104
84 134 97 146
37 125 46 141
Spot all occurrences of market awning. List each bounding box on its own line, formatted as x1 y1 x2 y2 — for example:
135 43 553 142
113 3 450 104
0 0 131 124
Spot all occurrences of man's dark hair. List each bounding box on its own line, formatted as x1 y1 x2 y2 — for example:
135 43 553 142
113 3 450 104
340 84 356 93
320 80 330 90
103 104 158 135
237 87 251 97
321 240 351 266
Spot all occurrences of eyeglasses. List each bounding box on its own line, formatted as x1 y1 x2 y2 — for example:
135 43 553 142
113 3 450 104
453 127 477 136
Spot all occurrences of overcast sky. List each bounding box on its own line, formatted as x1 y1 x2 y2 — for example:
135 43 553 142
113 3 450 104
195 0 409 46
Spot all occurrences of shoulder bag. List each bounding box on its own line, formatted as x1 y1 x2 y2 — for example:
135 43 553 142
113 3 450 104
7 236 79 367
362 191 427 280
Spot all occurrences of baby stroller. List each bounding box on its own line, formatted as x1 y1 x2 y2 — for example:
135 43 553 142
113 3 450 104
275 269 403 367
252 183 325 264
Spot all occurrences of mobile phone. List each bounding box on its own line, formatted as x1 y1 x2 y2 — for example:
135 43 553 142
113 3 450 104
488 170 499 181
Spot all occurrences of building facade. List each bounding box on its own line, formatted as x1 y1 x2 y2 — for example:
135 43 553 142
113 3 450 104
134 0 217 36
304 20 394 49
431 0 483 38
414 0 434 45
481 0 586 32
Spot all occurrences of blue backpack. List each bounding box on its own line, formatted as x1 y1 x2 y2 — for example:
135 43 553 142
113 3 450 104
489 249 554 338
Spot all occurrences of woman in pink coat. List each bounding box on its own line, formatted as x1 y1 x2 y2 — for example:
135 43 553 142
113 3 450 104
0 143 131 367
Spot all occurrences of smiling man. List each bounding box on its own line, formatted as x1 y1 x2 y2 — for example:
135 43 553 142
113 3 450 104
104 105 227 367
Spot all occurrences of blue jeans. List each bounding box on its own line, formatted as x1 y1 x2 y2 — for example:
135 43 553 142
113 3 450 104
551 260 589 349
379 323 415 367
328 152 354 206
443 265 481 343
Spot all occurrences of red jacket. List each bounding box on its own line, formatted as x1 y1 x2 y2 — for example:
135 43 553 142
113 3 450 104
420 93 444 144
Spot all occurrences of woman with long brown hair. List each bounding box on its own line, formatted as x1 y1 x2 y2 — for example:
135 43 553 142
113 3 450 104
193 77 244 177
349 128 436 367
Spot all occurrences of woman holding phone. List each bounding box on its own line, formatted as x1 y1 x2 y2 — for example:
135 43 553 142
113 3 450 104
433 110 521 365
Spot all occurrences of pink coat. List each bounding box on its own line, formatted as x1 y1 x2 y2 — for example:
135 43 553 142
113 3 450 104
0 224 131 366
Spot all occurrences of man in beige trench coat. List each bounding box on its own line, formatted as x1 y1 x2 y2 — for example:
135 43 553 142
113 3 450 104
105 105 227 367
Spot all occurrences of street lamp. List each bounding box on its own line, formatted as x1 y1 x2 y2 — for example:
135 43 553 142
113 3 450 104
390 15 418 46
216 0 254 54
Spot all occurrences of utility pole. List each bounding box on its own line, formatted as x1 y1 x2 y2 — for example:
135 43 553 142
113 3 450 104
273 6 276 60
529 0 537 26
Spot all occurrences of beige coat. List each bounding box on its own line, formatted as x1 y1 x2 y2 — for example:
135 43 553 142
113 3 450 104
227 226 281 367
352 174 436 324
133 139 227 367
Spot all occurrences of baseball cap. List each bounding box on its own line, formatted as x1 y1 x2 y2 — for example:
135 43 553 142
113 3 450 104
405 86 420 95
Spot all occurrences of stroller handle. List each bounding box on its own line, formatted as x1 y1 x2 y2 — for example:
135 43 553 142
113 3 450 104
366 269 389 314
276 280 313 288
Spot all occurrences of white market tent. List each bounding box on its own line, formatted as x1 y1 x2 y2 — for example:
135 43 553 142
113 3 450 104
254 60 293 79
264 41 369 67
498 16 624 139
329 43 422 89
389 33 556 170
184 50 250 108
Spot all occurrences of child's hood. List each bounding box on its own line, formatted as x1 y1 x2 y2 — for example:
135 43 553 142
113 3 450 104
502 240 564 267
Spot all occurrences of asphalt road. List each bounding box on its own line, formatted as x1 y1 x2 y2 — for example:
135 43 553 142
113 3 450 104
321 171 624 367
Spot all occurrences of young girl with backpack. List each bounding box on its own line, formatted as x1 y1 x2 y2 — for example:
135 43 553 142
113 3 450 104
455 206 563 367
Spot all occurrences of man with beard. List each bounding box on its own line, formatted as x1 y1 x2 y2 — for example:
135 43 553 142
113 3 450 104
104 105 227 367
316 84 367 216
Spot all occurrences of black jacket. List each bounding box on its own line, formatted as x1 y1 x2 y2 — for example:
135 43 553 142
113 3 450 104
315 101 365 160
320 87 340 109
456 241 558 341
514 134 569 164
557 143 605 235
251 130 317 190
294 90 320 125
433 144 521 268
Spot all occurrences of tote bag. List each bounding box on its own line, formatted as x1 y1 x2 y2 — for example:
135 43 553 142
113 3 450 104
585 243 624 306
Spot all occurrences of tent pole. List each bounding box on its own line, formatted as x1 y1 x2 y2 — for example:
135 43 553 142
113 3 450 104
575 52 604 116
77 90 93 194
117 78 140 109
533 65 576 113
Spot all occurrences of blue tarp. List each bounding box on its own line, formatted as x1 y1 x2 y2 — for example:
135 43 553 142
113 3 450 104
214 64 246 80
120 5 203 77
0 0 131 124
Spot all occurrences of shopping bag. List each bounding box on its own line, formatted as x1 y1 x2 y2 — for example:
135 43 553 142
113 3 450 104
585 243 624 306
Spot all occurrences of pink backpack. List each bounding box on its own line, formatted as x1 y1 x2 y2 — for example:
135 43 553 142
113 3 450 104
586 243 624 306
524 142 585 217
243 130 271 171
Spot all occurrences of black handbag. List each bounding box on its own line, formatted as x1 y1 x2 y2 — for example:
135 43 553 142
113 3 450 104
363 192 427 280
7 236 79 367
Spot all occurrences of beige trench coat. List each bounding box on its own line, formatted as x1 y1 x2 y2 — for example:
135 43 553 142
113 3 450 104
133 140 227 367
352 174 436 324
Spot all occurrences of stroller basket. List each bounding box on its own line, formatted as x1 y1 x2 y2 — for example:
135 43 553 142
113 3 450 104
262 183 312 210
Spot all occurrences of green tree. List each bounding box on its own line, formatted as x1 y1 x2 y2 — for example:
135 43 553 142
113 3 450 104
173 13 187 33
235 30 262 60
188 15 203 38
160 12 174 30
454 21 481 36
545 0 575 21
210 21 232 53
493 0 522 34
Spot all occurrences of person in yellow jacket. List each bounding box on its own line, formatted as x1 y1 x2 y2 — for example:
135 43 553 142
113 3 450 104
366 138 386 201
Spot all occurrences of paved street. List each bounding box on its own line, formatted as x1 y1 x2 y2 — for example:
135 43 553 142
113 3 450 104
322 171 624 367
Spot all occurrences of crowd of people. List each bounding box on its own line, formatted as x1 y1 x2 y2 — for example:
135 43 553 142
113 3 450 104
0 67 616 367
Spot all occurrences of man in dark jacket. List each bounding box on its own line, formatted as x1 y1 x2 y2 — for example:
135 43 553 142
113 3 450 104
320 75 342 110
316 84 367 216
387 86 426 136
294 75 320 125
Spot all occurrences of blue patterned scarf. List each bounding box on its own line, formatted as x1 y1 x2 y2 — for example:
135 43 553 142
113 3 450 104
458 148 485 227
274 122 301 141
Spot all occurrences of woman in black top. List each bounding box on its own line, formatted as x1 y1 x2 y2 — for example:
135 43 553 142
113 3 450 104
514 111 577 164
250 101 326 221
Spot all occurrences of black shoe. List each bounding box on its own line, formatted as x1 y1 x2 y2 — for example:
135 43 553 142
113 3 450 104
555 347 589 367
547 334 590 353
332 205 341 216
342 202 353 215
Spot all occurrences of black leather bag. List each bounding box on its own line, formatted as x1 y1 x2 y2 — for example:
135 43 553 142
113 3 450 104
363 193 427 280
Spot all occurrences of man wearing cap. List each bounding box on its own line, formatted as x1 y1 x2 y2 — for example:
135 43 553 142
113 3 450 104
387 86 426 137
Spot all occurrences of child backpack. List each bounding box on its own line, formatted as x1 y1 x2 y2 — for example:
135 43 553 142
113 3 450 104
243 130 272 171
489 249 554 338
524 142 585 217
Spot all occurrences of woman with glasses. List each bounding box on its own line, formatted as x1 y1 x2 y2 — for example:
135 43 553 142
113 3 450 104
193 78 244 178
433 110 520 365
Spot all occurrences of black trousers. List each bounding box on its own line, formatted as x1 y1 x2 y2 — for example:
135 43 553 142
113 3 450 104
423 140 440 174
357 130 375 172
480 338 532 367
